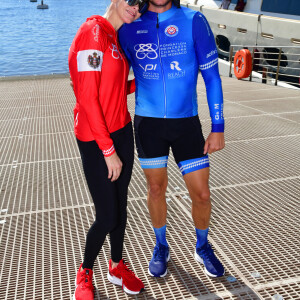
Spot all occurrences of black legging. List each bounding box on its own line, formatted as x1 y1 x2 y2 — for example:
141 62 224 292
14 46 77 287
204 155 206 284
77 122 134 269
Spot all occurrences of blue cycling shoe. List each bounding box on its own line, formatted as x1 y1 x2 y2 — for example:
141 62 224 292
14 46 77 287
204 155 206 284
148 243 170 277
195 242 225 277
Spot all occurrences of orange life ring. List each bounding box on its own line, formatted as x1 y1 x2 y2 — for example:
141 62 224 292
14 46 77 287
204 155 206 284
234 49 252 79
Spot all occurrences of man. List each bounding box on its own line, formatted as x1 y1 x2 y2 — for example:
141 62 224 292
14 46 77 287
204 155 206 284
235 0 246 12
118 0 225 278
220 0 231 9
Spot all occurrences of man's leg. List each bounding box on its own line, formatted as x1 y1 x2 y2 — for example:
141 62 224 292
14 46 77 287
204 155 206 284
183 167 211 230
183 167 225 277
143 167 170 277
133 116 171 277
169 116 225 277
144 168 168 228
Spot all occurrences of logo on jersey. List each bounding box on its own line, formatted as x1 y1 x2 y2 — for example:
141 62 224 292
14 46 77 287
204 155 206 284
170 61 181 71
206 49 218 58
168 61 185 79
165 25 178 37
137 30 148 34
92 25 100 42
139 64 157 72
110 44 122 60
139 64 159 79
134 43 158 59
88 52 101 69
214 104 223 120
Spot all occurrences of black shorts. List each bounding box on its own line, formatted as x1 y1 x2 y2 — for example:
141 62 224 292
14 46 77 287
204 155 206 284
134 115 209 175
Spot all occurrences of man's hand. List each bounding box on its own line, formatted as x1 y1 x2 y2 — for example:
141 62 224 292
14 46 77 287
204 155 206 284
204 132 225 154
104 152 123 182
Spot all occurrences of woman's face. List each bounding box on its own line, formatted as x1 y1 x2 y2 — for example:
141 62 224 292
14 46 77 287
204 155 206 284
115 0 141 24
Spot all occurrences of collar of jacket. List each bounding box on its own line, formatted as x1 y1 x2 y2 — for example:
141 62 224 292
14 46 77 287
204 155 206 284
141 3 178 22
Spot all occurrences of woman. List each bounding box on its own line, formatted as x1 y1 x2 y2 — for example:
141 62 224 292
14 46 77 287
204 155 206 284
68 0 148 299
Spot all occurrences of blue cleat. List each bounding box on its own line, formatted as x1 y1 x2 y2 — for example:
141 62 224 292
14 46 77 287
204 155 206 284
195 242 225 277
148 243 170 277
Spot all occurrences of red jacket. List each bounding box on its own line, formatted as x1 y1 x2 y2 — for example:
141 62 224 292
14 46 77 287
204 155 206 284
68 16 134 156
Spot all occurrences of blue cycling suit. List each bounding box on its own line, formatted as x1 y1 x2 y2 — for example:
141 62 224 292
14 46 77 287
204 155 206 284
119 4 224 132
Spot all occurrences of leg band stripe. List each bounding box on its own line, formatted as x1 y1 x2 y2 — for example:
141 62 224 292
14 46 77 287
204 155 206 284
178 156 209 175
139 156 168 169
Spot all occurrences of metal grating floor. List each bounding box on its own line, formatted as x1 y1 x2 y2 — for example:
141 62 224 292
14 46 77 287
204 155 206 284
0 75 299 300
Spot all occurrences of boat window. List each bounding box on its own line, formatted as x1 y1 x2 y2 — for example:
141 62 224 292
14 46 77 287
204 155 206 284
261 0 300 16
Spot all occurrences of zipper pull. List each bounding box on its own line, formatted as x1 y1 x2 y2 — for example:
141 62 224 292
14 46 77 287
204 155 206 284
156 13 159 28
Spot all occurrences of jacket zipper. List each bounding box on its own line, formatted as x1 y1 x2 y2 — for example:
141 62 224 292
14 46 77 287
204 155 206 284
156 13 167 118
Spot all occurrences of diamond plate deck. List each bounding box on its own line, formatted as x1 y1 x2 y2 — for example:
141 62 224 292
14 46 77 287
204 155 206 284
0 75 299 300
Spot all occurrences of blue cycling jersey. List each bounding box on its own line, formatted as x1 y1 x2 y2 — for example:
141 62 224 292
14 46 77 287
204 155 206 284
119 4 224 132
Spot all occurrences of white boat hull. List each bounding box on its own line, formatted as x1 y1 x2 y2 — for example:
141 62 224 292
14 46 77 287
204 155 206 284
183 2 300 85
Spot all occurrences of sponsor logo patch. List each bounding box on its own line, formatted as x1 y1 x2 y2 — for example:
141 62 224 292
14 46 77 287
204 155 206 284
139 64 159 79
88 52 101 69
168 70 185 80
165 25 178 37
137 30 148 34
77 50 103 72
206 49 218 58
168 61 185 79
170 61 181 71
214 104 223 120
134 43 158 59
160 42 187 57
139 64 157 72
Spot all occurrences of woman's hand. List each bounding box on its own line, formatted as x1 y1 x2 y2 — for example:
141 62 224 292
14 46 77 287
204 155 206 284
70 76 74 91
104 152 123 182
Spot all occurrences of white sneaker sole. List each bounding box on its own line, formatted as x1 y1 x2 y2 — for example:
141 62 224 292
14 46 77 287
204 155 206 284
194 251 225 277
148 252 170 278
107 272 142 295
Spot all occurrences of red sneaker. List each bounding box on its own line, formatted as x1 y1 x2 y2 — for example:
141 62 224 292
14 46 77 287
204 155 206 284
107 259 144 295
73 264 94 300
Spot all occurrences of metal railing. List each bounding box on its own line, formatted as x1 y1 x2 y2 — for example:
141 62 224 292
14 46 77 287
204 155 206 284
229 45 300 88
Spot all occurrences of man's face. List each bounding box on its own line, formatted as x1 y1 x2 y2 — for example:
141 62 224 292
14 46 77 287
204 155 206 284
149 0 172 8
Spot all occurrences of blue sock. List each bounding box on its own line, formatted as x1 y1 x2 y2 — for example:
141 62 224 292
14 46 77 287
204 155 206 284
195 227 209 249
153 225 168 247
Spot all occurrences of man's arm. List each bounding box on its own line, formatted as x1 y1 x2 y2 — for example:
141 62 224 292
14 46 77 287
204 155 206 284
192 13 225 154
